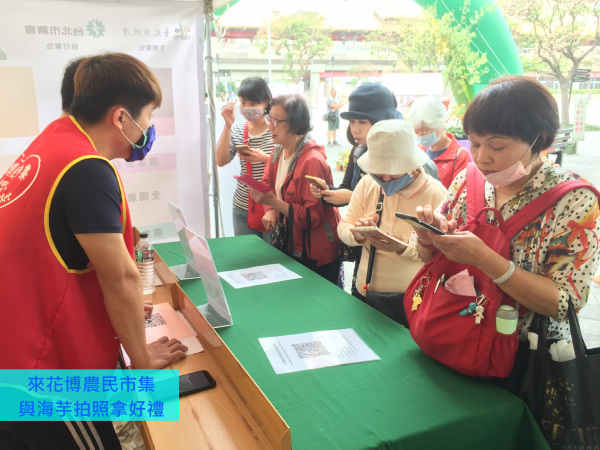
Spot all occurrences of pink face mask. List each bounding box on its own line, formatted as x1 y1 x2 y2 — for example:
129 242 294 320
240 106 264 123
484 136 538 187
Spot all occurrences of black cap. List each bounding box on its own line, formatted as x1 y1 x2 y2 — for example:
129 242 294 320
139 232 148 238
340 83 403 123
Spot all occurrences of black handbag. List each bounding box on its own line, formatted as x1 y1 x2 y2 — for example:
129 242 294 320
270 204 293 255
496 302 600 448
270 205 318 270
362 191 409 327
339 241 360 262
322 111 335 122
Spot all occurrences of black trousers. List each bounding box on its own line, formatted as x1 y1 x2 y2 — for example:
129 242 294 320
0 421 121 450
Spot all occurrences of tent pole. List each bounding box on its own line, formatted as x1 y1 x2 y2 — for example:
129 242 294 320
204 0 220 237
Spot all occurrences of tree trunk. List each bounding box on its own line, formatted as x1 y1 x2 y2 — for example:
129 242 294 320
559 79 571 128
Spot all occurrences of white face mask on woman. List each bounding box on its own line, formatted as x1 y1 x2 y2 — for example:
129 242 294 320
484 135 538 187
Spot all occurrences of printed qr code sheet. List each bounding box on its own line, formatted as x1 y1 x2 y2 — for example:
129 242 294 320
292 341 331 359
241 271 268 282
219 263 301 289
145 313 167 328
259 329 380 374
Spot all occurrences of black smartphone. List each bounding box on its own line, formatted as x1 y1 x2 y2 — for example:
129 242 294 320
179 370 216 397
395 213 446 235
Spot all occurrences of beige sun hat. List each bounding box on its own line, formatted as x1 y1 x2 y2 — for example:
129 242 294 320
357 119 429 175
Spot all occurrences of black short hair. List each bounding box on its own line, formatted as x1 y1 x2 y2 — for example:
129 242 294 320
61 58 84 113
238 77 272 114
271 94 312 136
70 53 162 125
463 76 559 154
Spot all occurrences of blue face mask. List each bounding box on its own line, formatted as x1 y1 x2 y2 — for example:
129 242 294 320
371 173 414 196
121 110 156 162
418 132 440 148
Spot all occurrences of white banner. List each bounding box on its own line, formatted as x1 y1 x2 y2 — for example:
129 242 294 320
0 0 210 239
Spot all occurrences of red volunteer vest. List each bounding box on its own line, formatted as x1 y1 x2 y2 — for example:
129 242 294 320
0 116 133 369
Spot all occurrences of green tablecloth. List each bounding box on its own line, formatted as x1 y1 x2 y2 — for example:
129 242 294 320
156 235 548 450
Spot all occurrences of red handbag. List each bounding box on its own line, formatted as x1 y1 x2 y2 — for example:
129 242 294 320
243 122 268 233
404 163 599 378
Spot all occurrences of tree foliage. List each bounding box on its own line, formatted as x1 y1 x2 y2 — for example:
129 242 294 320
498 0 600 126
367 2 490 103
254 12 333 84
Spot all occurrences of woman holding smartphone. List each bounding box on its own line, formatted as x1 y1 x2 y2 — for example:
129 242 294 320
215 77 274 242
309 83 403 206
337 120 446 325
248 94 341 285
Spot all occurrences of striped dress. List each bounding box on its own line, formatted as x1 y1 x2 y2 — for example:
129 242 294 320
229 122 274 210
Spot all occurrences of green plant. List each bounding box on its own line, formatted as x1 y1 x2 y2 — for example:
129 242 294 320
446 104 466 138
337 148 351 167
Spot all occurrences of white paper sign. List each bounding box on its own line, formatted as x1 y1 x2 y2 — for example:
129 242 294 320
219 264 301 289
259 329 380 374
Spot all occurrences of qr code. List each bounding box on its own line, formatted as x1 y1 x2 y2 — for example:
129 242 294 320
242 271 268 282
145 313 166 328
292 341 330 359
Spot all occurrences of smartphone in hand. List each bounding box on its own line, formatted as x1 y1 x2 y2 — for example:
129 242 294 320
305 175 328 190
235 144 252 156
179 370 216 397
354 226 410 246
395 213 446 235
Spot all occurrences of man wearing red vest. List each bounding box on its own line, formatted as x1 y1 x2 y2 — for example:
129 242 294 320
0 53 186 448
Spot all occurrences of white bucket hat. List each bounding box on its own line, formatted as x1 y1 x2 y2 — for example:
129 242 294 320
357 119 429 175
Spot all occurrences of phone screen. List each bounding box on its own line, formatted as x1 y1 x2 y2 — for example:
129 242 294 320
395 213 446 235
179 370 216 397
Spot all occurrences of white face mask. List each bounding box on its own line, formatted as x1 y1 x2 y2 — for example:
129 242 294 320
484 135 538 187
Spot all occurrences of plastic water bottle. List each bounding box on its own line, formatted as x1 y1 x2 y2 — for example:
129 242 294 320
135 232 155 294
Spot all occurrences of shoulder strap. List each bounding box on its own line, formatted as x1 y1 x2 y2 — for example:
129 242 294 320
504 180 600 238
244 122 252 177
451 146 465 181
283 204 294 256
364 189 385 289
466 163 486 224
302 208 311 261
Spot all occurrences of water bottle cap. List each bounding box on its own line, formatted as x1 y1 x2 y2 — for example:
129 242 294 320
139 232 148 238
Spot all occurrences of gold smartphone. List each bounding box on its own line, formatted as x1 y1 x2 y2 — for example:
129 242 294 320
354 226 410 247
235 144 251 156
305 175 328 190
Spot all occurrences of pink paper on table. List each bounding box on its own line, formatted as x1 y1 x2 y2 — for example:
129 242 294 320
444 269 477 296
144 302 196 343
234 174 272 193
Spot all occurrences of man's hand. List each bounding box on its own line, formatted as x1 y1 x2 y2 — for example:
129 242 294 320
133 336 188 369
144 301 153 320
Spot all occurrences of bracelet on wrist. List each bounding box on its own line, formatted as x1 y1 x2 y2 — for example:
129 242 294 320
417 239 435 250
493 260 516 284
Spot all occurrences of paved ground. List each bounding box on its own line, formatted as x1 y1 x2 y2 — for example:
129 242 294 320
314 113 600 348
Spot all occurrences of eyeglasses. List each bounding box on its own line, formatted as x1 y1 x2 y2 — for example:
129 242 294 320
265 115 289 128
